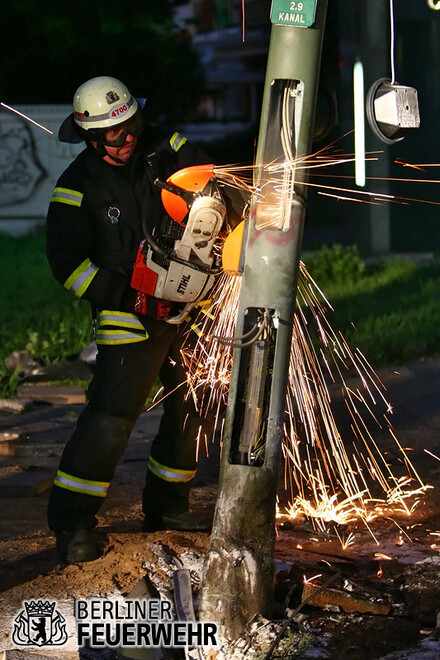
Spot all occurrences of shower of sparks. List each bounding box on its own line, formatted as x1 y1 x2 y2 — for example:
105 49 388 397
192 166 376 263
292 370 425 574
0 102 54 134
242 0 246 42
394 158 426 172
180 275 242 419
175 144 432 545
334 529 356 550
179 261 428 541
424 449 440 463
237 133 440 211
303 573 322 584
374 552 392 560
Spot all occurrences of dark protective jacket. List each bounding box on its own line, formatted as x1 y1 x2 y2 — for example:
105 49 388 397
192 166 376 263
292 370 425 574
46 132 210 344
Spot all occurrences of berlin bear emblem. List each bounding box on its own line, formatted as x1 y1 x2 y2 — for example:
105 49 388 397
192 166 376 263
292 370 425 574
12 600 68 647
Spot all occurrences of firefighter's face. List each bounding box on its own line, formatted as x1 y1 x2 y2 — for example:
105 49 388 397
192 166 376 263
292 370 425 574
102 132 138 165
89 116 141 165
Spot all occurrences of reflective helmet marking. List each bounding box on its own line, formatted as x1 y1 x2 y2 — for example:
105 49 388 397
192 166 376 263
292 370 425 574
74 95 136 125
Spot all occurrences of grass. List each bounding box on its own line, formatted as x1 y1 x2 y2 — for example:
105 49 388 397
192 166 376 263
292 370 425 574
0 231 439 398
0 230 92 396
304 251 440 366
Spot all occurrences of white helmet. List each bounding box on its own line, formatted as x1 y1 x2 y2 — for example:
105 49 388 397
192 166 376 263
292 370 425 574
59 76 140 143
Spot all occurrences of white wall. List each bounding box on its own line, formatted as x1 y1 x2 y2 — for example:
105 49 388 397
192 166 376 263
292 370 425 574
0 103 252 236
0 105 82 235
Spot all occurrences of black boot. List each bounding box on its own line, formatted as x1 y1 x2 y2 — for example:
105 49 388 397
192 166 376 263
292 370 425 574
143 510 212 533
55 529 103 563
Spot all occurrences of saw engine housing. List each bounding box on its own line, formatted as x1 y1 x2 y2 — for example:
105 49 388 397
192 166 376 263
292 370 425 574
131 165 226 323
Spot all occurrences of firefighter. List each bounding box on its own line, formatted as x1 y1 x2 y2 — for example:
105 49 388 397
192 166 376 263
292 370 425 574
46 76 231 563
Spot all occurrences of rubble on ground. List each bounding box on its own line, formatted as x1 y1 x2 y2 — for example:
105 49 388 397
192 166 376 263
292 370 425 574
0 358 440 658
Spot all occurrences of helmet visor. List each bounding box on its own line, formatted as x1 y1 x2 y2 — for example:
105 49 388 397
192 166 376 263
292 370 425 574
100 113 144 147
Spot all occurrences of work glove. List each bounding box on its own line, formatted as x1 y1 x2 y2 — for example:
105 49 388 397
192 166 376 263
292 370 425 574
134 291 173 321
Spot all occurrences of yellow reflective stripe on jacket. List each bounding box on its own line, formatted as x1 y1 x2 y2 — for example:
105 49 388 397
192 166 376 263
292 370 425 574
169 132 187 152
148 456 196 483
51 187 83 207
194 299 215 320
96 329 148 345
190 322 202 337
54 470 109 497
98 310 147 331
64 258 99 297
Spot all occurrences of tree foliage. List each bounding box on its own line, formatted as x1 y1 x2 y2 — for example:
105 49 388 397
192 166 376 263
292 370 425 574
0 0 204 123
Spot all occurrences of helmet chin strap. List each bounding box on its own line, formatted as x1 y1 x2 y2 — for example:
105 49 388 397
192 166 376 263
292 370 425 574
104 149 127 165
87 140 129 165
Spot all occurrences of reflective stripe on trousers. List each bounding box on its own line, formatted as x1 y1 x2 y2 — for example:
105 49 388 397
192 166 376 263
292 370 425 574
148 456 196 483
54 470 109 497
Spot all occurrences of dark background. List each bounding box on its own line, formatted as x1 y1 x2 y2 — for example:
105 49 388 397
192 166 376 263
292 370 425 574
2 0 439 254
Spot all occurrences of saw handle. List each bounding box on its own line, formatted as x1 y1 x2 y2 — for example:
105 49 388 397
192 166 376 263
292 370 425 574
154 178 196 206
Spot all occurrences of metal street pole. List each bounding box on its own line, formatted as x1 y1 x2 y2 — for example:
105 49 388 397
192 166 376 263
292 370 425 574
199 0 328 640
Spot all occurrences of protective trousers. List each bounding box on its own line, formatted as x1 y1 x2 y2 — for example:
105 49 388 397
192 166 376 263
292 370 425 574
47 320 213 532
